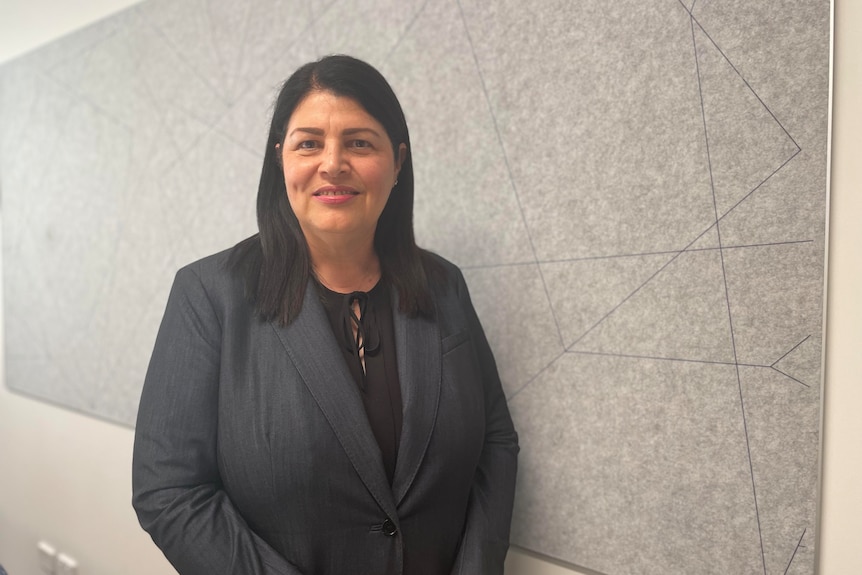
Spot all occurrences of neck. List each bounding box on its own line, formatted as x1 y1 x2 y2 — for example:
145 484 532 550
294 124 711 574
306 233 381 293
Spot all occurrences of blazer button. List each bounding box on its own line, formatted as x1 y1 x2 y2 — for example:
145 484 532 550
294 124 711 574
381 518 397 537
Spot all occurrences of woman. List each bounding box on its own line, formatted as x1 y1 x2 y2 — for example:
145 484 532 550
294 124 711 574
132 55 518 575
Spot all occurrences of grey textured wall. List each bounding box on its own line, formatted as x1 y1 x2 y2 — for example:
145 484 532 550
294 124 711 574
0 1 830 574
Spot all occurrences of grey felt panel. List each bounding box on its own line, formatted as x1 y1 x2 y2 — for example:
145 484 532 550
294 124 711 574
0 0 830 573
510 353 766 575
462 264 564 397
457 0 719 262
137 0 313 104
312 0 428 65
382 0 536 267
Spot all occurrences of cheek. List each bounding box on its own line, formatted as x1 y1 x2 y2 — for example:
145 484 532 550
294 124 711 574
281 156 313 188
366 160 397 190
373 189 394 221
283 170 309 201
282 174 306 216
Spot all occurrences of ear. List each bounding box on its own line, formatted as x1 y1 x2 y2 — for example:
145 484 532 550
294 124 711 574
395 143 407 177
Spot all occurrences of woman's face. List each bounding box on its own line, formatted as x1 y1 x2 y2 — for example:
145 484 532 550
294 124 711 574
281 90 405 248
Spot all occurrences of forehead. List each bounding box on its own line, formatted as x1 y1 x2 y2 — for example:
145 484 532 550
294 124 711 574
287 90 380 130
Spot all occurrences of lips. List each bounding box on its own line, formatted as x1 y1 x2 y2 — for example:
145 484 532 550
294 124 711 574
311 185 360 205
313 185 359 197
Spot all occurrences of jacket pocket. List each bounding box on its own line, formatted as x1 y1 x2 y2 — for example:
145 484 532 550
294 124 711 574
441 329 470 355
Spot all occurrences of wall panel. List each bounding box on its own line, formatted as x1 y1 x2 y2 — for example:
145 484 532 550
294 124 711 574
0 1 831 573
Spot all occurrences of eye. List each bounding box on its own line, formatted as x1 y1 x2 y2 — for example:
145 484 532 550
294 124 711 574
350 139 372 149
297 140 319 150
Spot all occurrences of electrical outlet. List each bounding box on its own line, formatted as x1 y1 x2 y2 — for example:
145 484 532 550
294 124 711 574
37 541 56 574
56 553 78 575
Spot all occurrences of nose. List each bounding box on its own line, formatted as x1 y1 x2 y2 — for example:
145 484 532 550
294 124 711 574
320 143 347 177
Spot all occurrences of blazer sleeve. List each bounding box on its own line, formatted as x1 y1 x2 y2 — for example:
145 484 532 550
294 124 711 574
132 266 303 575
449 268 520 575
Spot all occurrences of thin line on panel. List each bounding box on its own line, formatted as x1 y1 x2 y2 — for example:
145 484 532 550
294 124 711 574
771 335 811 367
227 2 255 105
769 335 813 387
454 0 566 350
382 0 433 65
42 65 134 134
549 239 814 263
564 145 801 351
203 0 232 97
690 14 801 152
307 1 319 56
676 0 694 18
565 240 692 349
116 23 231 137
143 20 230 108
718 239 813 251
691 15 767 575
43 26 124 75
311 0 341 24
139 77 221 182
566 349 767 369
771 367 810 388
506 350 567 401
28 78 130 225
677 0 709 19
209 128 265 160
137 61 190 175
459 239 813 270
716 146 801 227
565 350 812 388
155 135 202 192
226 15 320 104
784 528 807 575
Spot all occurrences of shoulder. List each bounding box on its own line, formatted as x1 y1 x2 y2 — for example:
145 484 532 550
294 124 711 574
421 249 460 275
174 246 234 286
171 244 248 311
418 250 476 320
420 249 467 295
179 246 235 279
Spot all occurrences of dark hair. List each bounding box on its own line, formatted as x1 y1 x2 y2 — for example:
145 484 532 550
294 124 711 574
229 54 440 325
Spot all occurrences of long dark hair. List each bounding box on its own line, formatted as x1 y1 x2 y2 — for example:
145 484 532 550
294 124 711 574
229 55 440 325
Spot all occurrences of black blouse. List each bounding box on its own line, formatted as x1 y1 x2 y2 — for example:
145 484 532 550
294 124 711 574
314 279 403 485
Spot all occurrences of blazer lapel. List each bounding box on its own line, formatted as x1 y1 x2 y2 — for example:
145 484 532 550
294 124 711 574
391 295 442 505
269 282 397 519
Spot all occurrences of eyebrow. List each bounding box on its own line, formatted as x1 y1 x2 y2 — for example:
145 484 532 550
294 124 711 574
288 127 383 138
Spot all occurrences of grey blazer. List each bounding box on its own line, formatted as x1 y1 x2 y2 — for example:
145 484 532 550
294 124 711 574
132 248 518 575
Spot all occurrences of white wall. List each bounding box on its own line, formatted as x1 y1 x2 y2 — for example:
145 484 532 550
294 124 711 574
0 0 145 63
0 1 859 574
817 1 862 572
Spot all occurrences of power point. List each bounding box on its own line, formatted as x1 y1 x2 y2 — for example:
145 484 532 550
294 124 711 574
56 553 78 575
37 541 56 574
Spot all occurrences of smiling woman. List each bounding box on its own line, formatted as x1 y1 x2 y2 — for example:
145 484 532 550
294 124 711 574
131 55 519 575
279 91 407 271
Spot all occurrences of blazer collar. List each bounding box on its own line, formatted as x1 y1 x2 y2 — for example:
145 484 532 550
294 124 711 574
269 280 442 514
